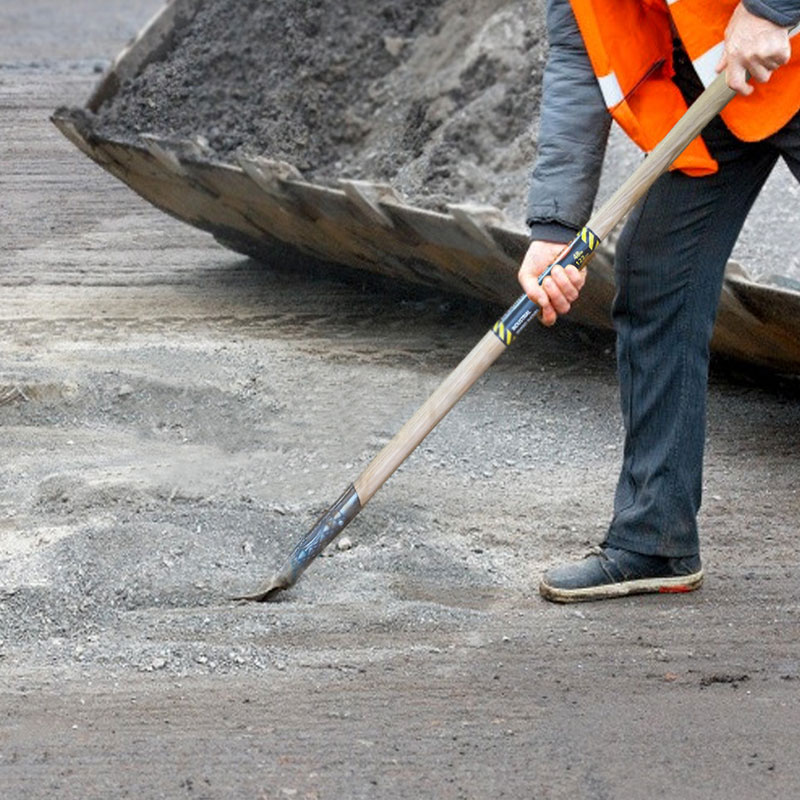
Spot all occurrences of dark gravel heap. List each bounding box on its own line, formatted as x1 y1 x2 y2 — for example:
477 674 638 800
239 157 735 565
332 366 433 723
92 0 548 216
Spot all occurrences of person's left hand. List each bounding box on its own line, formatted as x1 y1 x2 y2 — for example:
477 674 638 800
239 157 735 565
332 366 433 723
716 2 792 95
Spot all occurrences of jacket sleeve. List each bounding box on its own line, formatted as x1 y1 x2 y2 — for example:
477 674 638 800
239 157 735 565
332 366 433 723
743 0 800 26
525 0 611 242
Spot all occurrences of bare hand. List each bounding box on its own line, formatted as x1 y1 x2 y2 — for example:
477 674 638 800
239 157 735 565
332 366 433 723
517 239 586 327
716 3 791 95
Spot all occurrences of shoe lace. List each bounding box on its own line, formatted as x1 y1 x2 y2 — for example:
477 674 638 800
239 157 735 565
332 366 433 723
584 545 618 581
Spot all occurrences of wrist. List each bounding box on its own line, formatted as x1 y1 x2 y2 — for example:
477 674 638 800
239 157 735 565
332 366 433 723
527 220 578 243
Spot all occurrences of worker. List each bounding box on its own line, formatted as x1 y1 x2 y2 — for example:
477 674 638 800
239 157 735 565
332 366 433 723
520 1 800 602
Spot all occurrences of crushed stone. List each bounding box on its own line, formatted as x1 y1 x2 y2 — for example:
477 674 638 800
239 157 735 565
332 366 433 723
92 0 546 218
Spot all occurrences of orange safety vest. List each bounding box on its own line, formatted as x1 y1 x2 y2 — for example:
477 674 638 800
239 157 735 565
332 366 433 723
569 0 800 175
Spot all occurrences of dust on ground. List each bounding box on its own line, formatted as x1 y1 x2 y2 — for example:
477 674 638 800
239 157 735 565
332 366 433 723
2 2 800 799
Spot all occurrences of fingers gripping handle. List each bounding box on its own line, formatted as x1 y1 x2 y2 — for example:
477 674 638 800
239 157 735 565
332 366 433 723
492 226 601 346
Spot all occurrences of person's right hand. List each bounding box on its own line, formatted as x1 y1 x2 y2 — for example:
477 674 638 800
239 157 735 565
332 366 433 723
717 3 792 95
518 239 586 327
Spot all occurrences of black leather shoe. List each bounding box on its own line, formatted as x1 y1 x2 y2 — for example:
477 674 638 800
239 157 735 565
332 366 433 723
539 546 703 603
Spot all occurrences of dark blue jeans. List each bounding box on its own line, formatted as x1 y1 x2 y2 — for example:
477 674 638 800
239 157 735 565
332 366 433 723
605 109 800 558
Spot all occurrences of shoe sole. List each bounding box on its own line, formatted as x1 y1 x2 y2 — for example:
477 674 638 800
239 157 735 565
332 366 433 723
539 569 704 604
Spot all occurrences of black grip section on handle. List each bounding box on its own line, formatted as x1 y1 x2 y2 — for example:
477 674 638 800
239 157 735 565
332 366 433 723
492 225 601 346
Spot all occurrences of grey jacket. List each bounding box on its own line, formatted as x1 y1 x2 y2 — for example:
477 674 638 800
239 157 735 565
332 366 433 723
526 0 800 243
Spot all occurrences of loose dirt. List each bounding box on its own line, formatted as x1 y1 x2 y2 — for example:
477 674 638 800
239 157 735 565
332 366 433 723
93 0 546 218
2 2 799 799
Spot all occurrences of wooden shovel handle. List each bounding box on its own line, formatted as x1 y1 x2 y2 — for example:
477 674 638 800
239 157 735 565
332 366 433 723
354 330 506 502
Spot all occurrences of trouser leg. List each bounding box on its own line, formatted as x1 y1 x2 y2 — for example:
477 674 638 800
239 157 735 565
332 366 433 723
605 119 780 557
771 109 800 181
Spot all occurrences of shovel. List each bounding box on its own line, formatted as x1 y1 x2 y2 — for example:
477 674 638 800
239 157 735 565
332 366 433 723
235 71 737 602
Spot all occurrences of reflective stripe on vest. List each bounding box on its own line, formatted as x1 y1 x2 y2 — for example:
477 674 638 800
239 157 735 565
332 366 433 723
597 71 625 107
692 42 725 88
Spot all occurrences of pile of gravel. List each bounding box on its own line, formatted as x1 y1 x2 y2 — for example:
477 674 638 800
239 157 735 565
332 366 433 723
92 0 548 218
